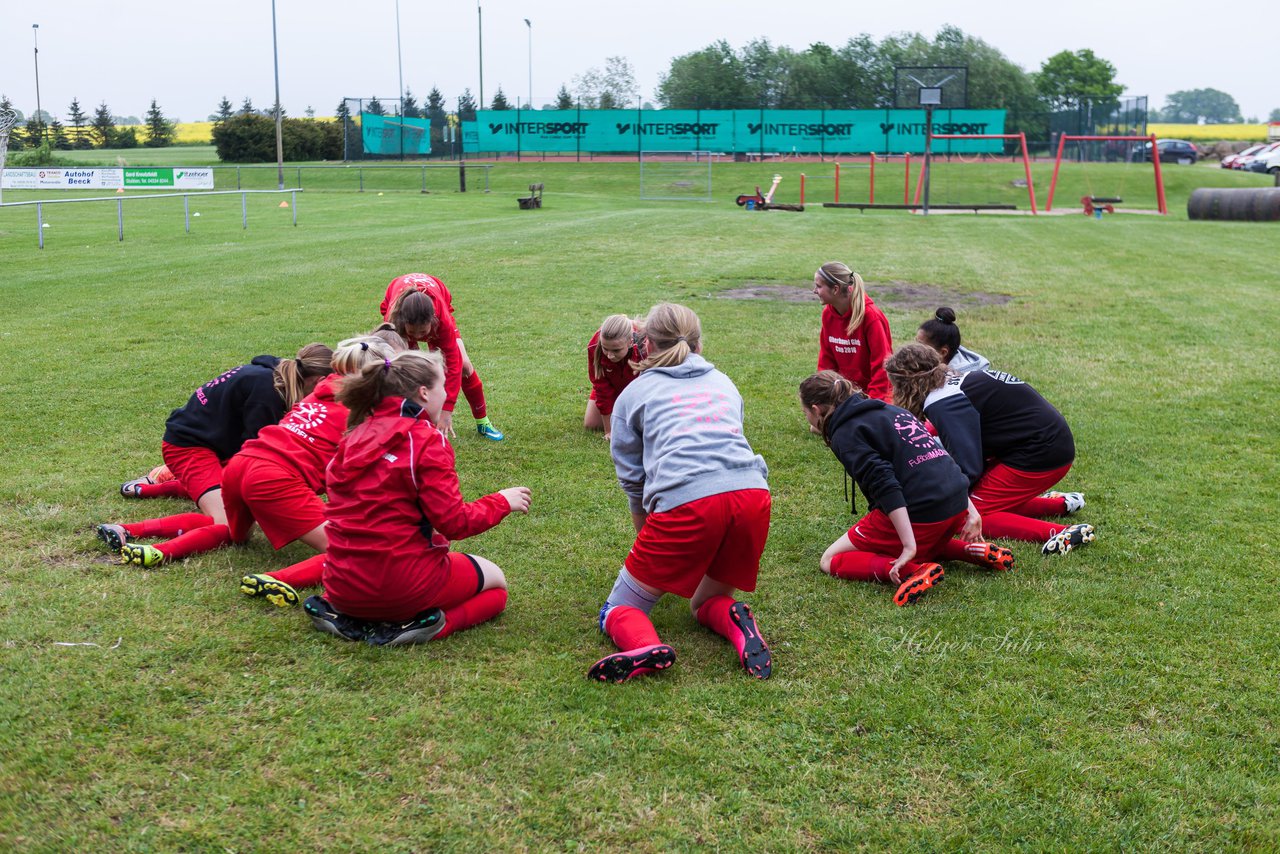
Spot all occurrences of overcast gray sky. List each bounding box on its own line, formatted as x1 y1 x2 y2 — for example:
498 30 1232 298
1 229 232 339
3 0 1273 124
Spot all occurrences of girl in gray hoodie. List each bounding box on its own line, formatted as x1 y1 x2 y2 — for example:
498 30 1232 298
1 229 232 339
588 303 773 684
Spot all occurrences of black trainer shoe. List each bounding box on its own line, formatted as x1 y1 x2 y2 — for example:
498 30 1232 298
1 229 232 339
366 608 447 646
1041 523 1096 555
96 523 129 552
729 601 772 679
587 644 677 683
303 595 368 642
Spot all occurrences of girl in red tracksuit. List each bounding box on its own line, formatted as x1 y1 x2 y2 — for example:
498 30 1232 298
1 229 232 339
799 370 1017 606
96 344 333 567
227 335 403 608
885 343 1095 555
382 273 504 441
583 314 646 440
304 350 531 646
813 261 894 403
589 303 773 684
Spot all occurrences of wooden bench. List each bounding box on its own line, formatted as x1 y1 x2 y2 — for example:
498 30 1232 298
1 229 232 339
517 183 543 209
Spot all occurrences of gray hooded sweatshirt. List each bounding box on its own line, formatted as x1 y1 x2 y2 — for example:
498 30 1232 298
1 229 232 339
610 353 769 515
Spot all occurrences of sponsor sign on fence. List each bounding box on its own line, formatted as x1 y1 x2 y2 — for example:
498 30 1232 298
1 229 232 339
464 109 1006 154
2 167 215 190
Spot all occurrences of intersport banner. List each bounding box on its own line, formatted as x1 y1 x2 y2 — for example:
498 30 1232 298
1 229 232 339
465 109 1005 154
1 167 215 190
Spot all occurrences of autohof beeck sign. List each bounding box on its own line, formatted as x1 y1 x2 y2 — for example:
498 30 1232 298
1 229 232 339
467 109 1005 154
1 167 215 190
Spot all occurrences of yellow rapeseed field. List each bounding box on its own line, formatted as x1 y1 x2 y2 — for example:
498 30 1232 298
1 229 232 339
120 119 338 144
1148 123 1270 142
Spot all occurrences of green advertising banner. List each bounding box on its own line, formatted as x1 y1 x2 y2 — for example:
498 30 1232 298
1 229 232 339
465 109 1006 155
360 114 431 156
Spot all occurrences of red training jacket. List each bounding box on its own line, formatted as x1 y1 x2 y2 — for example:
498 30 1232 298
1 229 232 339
322 395 510 620
381 273 463 412
235 374 347 492
586 328 644 419
817 295 893 403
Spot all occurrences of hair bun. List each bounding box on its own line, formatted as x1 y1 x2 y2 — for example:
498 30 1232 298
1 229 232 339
935 306 956 324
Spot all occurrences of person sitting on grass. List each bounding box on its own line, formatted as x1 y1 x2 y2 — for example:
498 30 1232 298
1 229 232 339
799 370 1016 606
884 343 1094 555
97 344 333 567
381 273 504 441
589 302 773 683
304 350 531 647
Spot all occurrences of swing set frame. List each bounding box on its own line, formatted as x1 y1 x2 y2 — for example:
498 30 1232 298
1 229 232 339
1045 134 1168 215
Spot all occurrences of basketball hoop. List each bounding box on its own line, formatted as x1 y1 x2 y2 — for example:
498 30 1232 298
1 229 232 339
0 106 18 204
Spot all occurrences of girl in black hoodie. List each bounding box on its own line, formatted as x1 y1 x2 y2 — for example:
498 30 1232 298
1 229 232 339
799 370 1014 606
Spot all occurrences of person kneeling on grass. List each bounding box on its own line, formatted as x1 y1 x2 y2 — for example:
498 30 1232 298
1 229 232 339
590 302 773 683
884 344 1094 555
97 344 334 567
305 349 531 647
798 370 1017 606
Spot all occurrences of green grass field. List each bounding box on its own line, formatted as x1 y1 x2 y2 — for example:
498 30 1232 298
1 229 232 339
1 160 1277 850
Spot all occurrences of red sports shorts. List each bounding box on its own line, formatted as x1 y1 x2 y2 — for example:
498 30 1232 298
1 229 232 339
625 488 771 599
327 551 484 620
221 454 325 549
970 462 1072 515
161 441 224 503
845 508 967 562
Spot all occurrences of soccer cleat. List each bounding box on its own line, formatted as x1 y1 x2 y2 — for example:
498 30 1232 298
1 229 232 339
120 476 153 498
95 523 130 552
974 542 1016 572
1041 523 1096 556
240 574 300 608
893 563 945 607
475 419 505 441
587 644 677 683
366 608 447 647
1043 491 1085 514
120 543 165 568
728 601 772 679
303 595 368 642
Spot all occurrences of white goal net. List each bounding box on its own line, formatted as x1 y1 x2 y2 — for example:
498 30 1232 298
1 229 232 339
640 151 715 201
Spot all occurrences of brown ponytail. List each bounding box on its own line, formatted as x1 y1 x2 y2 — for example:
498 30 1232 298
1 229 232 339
273 342 334 409
338 350 444 428
884 343 949 421
798 369 863 446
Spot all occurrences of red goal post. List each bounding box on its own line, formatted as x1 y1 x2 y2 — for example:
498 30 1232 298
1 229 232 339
926 132 1038 214
1046 134 1167 214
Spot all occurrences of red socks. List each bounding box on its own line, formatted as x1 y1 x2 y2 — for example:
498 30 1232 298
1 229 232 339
828 550 896 583
695 595 743 653
153 524 231 561
435 588 508 640
981 512 1065 543
461 369 487 420
269 553 326 589
1011 496 1066 517
135 480 188 499
123 513 213 539
937 539 1015 571
602 605 662 650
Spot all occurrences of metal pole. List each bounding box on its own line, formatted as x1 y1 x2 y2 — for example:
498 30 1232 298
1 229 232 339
271 0 285 190
525 18 532 109
32 25 44 145
477 2 484 108
395 0 405 161
421 165 426 193
242 192 247 228
184 194 190 233
291 191 297 226
922 105 933 216
117 198 123 241
37 202 44 249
